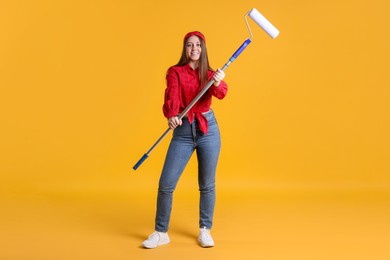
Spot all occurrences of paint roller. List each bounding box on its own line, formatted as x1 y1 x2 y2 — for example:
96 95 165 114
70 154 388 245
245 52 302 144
133 8 279 170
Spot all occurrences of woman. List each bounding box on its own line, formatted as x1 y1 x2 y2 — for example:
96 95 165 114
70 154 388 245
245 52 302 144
142 31 228 249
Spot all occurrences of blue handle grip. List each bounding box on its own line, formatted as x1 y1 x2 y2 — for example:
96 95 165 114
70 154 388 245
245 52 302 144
133 154 149 170
231 39 252 60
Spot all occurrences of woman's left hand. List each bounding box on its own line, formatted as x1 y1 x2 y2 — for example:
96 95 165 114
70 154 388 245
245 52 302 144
213 68 225 87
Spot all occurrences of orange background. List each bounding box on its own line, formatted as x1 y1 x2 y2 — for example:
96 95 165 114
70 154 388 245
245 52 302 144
1 0 389 259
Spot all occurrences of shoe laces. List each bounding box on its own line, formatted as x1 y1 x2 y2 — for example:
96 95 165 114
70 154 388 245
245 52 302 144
148 231 160 241
199 228 212 240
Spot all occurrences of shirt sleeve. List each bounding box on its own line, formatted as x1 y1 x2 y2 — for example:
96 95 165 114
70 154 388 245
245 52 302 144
208 70 228 99
211 80 228 99
163 67 181 118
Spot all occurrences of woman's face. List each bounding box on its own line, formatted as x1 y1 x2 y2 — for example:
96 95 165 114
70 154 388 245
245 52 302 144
185 35 202 63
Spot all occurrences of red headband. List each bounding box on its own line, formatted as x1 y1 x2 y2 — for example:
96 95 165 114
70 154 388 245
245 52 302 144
184 31 206 44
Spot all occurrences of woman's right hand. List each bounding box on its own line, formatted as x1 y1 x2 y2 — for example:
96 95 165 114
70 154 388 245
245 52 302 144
168 116 182 129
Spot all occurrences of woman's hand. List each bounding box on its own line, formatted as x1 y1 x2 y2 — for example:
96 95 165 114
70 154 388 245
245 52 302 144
168 116 182 129
213 68 225 87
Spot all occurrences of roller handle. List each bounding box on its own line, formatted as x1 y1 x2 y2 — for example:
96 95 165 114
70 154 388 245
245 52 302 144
230 39 252 61
133 154 149 170
133 153 148 170
133 128 171 171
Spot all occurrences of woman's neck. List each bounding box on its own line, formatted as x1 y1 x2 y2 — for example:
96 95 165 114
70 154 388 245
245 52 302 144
188 60 199 70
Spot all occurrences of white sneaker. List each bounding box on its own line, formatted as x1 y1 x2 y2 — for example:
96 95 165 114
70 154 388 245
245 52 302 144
142 231 170 249
198 227 214 247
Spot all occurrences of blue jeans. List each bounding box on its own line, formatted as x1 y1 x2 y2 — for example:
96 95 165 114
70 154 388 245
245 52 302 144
155 110 221 232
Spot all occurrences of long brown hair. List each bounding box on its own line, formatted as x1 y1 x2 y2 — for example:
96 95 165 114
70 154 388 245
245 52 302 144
176 36 213 89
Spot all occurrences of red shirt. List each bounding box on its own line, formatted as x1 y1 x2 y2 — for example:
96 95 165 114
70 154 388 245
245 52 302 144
163 64 228 134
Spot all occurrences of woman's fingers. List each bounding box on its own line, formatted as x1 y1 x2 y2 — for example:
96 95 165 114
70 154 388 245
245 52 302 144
213 68 225 82
213 68 225 87
168 117 182 129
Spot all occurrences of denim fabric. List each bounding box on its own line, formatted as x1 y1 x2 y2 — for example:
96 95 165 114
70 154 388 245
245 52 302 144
155 110 221 232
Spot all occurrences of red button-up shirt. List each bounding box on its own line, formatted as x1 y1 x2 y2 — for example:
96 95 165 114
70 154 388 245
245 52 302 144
163 64 228 134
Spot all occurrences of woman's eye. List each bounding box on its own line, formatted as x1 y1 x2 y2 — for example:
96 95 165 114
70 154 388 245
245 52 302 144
186 43 201 48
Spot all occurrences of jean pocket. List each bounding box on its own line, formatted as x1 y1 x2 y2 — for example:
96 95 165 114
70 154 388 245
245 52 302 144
205 113 217 126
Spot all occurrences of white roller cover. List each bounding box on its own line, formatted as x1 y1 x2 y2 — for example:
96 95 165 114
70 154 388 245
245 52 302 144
248 8 279 39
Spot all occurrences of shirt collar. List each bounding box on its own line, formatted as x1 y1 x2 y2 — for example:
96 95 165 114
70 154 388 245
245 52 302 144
184 63 199 72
